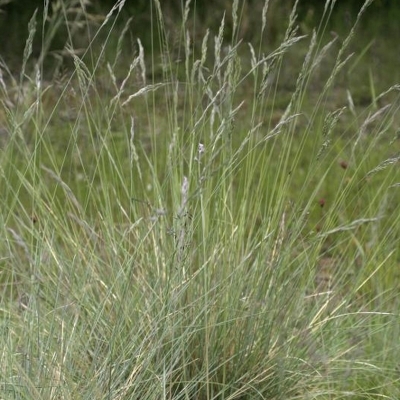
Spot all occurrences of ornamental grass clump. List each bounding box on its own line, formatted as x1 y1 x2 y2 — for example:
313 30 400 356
0 0 399 399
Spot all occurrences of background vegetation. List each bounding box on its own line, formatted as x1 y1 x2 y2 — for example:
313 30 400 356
0 0 399 399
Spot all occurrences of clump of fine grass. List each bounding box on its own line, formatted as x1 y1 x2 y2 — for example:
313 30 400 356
0 0 400 399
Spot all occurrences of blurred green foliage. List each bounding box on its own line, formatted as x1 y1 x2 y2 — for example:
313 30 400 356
0 0 399 74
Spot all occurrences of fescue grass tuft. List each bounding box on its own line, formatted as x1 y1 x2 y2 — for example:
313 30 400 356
0 0 400 399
